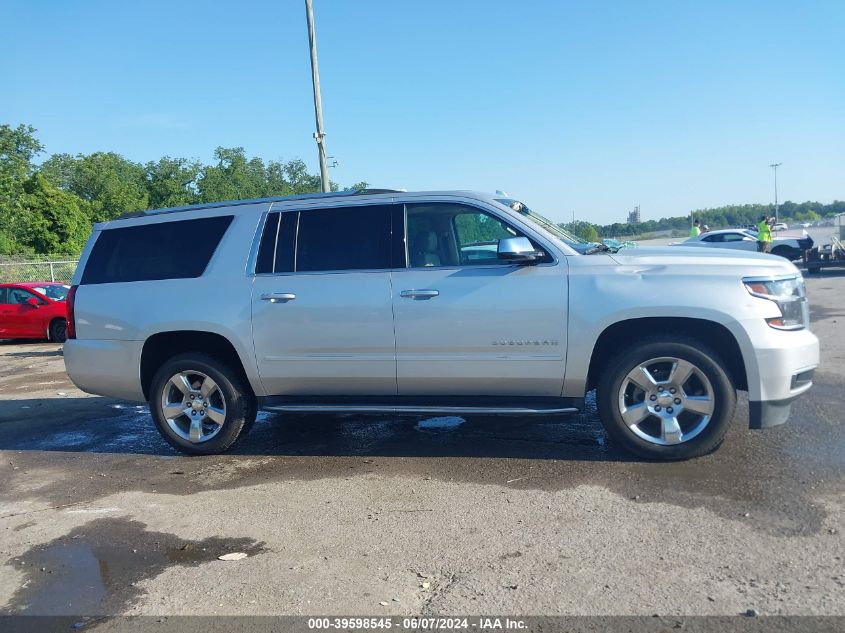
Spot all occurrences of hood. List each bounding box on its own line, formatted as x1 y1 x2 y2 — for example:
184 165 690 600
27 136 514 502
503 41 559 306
607 245 800 277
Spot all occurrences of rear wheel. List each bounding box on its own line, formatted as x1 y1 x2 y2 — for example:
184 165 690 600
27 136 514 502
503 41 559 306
49 318 67 343
149 353 256 455
596 337 736 460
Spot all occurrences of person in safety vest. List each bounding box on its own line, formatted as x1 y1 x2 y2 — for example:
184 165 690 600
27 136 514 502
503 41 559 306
757 215 773 253
690 220 701 237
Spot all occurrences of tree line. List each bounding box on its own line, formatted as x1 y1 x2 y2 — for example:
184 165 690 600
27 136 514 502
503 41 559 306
2 122 842 255
564 200 844 242
0 123 366 256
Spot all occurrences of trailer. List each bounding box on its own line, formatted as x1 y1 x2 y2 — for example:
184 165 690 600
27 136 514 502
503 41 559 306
804 235 845 273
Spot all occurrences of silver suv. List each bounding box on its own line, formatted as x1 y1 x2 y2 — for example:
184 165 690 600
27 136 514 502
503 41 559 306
64 190 819 460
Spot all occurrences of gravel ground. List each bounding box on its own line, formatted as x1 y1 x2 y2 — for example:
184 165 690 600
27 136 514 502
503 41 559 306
0 271 843 622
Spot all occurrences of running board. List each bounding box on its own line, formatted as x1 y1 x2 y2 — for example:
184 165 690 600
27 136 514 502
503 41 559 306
261 404 579 415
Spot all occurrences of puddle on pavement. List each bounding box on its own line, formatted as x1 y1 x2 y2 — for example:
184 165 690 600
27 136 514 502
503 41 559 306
6 518 266 615
416 416 466 431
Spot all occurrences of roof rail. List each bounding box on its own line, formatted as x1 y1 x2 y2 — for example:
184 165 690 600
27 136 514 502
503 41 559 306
116 188 402 220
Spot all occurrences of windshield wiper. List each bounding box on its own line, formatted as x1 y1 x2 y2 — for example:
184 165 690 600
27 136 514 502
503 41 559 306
584 243 611 255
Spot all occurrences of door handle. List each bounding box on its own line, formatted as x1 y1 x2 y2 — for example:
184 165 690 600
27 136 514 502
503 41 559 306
261 292 296 303
400 289 439 299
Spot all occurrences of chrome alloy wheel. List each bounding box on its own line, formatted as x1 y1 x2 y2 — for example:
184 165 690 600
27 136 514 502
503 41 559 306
617 356 715 446
160 371 227 443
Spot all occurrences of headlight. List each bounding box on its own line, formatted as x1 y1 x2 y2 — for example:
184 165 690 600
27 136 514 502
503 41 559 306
743 275 808 330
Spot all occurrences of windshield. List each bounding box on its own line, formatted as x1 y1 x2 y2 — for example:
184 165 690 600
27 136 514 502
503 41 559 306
495 198 590 247
30 284 70 301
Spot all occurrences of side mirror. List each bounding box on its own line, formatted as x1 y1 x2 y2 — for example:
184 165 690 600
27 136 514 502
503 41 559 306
497 236 540 263
26 297 40 308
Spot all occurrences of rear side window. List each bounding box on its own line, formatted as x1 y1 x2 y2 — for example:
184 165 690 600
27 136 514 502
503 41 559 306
81 216 233 285
295 205 393 272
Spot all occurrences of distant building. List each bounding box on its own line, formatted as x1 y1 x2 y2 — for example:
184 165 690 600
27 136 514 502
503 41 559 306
627 205 641 224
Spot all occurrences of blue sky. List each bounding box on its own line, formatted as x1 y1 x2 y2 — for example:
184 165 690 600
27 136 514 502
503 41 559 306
1 0 842 224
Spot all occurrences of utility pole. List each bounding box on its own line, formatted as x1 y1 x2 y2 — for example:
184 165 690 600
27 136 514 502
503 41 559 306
769 162 782 224
305 0 330 192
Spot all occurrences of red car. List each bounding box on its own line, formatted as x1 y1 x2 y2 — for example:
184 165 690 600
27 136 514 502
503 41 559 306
0 282 70 342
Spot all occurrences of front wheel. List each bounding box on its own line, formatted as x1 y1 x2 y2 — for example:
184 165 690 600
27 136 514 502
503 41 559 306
149 353 256 455
596 338 736 460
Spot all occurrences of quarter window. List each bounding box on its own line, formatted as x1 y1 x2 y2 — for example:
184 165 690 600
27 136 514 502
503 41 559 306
81 216 233 285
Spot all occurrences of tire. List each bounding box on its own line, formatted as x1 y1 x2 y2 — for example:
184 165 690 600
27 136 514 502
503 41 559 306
49 318 67 343
771 245 797 261
596 337 736 460
149 352 256 455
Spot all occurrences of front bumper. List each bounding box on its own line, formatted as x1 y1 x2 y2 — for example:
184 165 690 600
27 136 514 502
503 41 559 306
743 325 819 429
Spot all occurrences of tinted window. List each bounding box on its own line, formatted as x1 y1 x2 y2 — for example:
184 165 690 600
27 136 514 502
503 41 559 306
255 212 280 274
275 212 297 273
701 234 722 242
295 205 392 272
0 287 7 303
81 216 233 285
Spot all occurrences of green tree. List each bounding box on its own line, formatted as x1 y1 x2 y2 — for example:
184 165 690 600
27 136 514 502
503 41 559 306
41 151 148 221
145 156 202 209
582 224 599 242
197 147 265 202
0 124 45 253
344 181 370 192
15 173 92 254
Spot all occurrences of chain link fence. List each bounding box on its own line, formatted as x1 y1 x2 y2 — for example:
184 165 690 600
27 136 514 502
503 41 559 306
0 257 79 284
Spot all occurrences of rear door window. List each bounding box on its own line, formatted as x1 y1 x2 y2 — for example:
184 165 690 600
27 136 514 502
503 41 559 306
295 205 394 272
81 216 233 284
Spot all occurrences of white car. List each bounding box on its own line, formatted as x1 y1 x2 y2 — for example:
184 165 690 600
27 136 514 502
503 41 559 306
772 222 789 232
677 229 813 261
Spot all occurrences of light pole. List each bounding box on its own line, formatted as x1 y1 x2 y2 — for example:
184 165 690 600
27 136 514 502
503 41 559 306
769 162 782 224
305 0 330 192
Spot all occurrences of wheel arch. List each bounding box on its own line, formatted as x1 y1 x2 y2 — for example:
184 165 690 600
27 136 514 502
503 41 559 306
585 317 748 393
140 330 256 401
